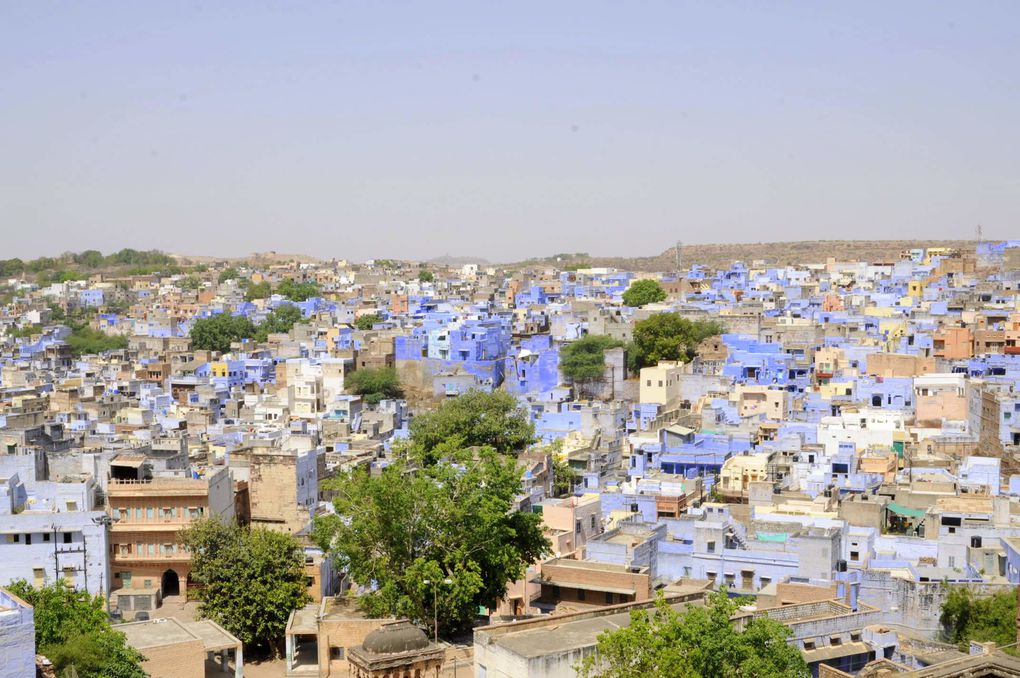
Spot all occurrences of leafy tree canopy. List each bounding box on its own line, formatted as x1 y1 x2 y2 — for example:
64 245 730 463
6 580 146 678
254 303 305 342
940 586 1017 652
628 313 724 373
190 313 257 353
218 267 242 284
180 519 310 656
354 313 382 331
66 327 128 357
277 279 319 301
179 275 202 291
244 280 273 301
578 590 809 678
408 389 535 462
621 279 667 307
560 335 624 382
312 446 549 638
346 366 403 405
418 270 435 283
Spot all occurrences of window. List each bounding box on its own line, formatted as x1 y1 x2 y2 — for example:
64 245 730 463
43 533 50 542
330 647 344 660
577 589 586 601
850 632 861 642
591 515 597 530
63 532 72 544
850 551 859 561
63 567 75 585
630 503 639 513
25 534 31 545
66 501 78 511
605 592 614 604
803 640 815 651
707 541 716 553
146 507 155 519
33 568 45 587
575 520 582 534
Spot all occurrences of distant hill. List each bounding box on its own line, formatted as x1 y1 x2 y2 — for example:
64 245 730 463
507 240 976 272
174 252 324 266
428 255 490 267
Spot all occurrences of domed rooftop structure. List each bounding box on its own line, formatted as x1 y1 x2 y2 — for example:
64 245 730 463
361 621 430 655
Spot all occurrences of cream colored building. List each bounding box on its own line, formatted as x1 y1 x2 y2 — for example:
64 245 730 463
718 453 770 499
638 361 684 405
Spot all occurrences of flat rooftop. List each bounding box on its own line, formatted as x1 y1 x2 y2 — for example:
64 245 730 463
119 618 240 651
485 599 704 659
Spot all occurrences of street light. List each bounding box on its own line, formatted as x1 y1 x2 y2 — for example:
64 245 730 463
422 578 452 642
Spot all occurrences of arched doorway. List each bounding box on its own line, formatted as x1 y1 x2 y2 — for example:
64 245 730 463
161 569 180 597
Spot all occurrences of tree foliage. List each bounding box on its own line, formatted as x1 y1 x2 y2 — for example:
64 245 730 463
244 280 273 301
180 519 310 655
6 580 146 678
940 586 1017 652
254 303 305 341
189 313 257 353
621 279 667 308
560 335 624 382
312 446 549 637
66 327 129 357
277 279 319 301
552 454 578 497
218 267 242 284
179 275 202 291
346 367 403 405
578 590 808 678
628 313 724 373
354 313 382 330
418 270 435 283
408 389 535 462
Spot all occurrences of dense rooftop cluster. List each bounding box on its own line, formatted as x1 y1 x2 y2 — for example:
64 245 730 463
4 241 1020 677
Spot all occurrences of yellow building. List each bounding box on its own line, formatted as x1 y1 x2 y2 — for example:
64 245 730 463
718 453 770 500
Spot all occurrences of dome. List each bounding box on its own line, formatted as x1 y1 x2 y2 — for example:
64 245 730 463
362 621 430 655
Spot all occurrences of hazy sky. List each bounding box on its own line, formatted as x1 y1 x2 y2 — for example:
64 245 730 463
2 2 1018 262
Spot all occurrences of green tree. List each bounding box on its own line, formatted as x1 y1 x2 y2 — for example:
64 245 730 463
418 270 435 283
628 313 724 373
578 590 808 678
179 519 310 656
218 267 242 284
354 313 382 330
244 280 273 301
621 279 667 307
346 366 403 405
254 303 305 341
189 313 257 353
74 250 105 268
312 446 549 638
179 275 202 291
6 580 146 678
560 335 624 381
66 327 129 357
552 454 578 497
940 586 1018 652
408 390 535 462
277 279 319 301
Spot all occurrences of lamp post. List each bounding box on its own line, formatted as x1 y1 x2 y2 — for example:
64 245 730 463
422 578 452 642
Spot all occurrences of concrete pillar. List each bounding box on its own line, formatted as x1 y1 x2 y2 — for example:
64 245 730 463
235 646 243 678
286 635 294 672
